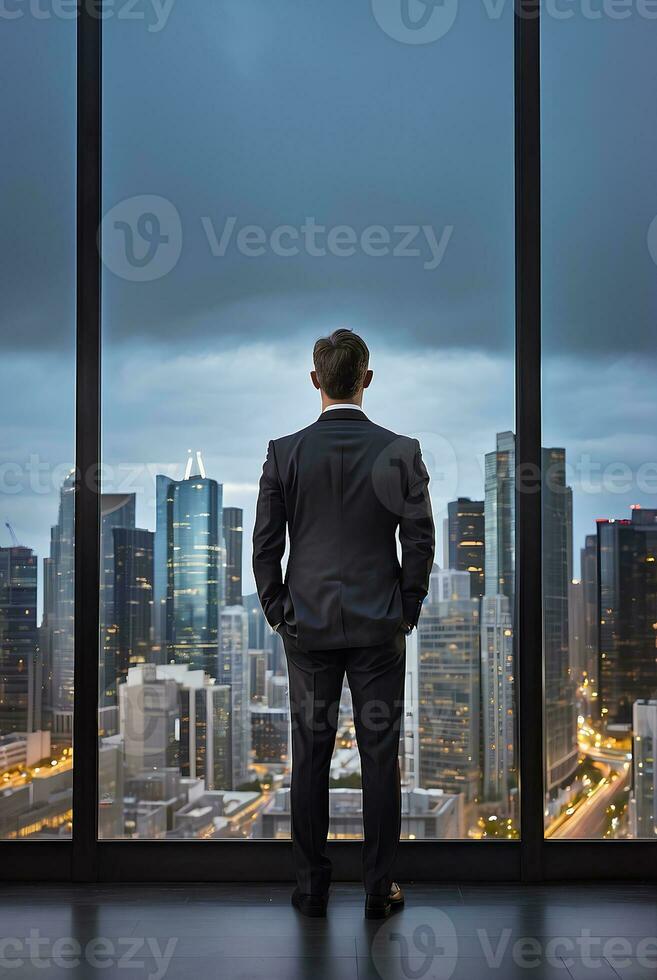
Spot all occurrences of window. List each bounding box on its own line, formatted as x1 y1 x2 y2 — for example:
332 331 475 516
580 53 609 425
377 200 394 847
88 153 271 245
0 12 76 840
98 0 516 841
542 8 657 839
4 0 654 879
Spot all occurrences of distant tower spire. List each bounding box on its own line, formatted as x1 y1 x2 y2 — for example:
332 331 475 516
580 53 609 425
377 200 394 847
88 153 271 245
184 450 206 481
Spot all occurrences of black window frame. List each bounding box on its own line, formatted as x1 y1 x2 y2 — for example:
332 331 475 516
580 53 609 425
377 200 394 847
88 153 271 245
2 0 655 883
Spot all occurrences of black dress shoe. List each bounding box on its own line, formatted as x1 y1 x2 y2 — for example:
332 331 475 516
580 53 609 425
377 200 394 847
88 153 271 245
365 882 405 919
291 887 328 918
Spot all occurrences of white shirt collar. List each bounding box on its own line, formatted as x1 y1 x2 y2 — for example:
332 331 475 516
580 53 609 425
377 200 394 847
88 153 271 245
322 404 363 413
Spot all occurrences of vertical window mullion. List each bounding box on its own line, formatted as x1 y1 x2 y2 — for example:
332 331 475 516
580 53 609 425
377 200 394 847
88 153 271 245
73 0 102 882
515 0 544 882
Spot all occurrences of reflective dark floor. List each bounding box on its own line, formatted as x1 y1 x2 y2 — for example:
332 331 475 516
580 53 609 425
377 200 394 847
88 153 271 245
0 883 656 979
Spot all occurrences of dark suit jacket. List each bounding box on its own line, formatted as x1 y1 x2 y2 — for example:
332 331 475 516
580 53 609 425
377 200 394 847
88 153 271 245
252 408 435 650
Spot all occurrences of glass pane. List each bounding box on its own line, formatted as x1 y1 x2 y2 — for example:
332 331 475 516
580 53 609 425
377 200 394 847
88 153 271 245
0 13 75 838
542 9 657 838
100 1 515 840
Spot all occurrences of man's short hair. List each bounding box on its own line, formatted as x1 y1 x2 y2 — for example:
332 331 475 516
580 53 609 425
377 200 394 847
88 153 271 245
313 329 370 400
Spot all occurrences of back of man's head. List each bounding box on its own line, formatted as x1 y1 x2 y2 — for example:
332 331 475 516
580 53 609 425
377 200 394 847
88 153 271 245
312 329 370 400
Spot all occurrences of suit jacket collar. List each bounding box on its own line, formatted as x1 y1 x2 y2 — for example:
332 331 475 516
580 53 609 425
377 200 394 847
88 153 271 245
317 408 368 422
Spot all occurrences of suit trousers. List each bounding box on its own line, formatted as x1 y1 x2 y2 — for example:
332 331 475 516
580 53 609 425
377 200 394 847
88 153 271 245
281 625 406 897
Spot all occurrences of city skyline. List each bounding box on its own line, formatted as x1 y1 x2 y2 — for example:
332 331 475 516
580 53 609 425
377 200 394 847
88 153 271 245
2 0 657 845
3 423 653 840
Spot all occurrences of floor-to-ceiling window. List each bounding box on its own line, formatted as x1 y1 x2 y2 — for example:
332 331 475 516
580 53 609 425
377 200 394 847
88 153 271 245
98 0 517 842
5 1 654 876
542 5 657 840
0 11 76 839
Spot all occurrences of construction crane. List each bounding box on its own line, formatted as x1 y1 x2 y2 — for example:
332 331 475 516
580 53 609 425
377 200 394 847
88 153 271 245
4 522 20 547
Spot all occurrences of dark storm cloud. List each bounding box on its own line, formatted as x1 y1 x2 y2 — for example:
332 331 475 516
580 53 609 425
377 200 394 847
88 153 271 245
4 2 655 358
1 14 76 353
97 0 514 352
541 11 657 359
2 0 657 603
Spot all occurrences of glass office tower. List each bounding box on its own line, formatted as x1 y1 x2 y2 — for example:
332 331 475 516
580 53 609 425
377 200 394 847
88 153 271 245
0 545 38 733
156 455 223 679
447 498 485 600
484 433 577 801
580 534 599 719
484 432 516 604
41 471 76 739
598 508 657 726
99 494 136 709
630 700 657 838
481 593 515 813
418 569 481 808
222 508 243 608
543 447 578 790
113 527 154 684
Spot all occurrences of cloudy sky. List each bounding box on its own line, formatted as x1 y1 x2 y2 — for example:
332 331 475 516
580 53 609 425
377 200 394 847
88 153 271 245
2 0 656 609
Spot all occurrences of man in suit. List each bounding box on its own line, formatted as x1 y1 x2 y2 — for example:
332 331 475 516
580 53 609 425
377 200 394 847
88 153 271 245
253 329 434 918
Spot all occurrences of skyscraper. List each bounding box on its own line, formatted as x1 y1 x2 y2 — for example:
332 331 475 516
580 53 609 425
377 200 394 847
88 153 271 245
417 569 480 805
42 471 75 737
99 494 136 707
630 699 657 838
250 707 289 766
153 474 172 650
428 568 471 603
483 432 517 811
0 546 37 733
568 579 586 682
484 431 515 602
119 663 233 792
543 447 577 790
581 534 599 716
220 605 250 787
223 507 243 607
598 508 657 726
120 664 180 777
447 498 485 599
98 738 125 839
113 528 154 685
169 665 232 791
481 593 515 810
484 434 577 794
401 630 420 791
244 592 267 651
156 453 223 678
